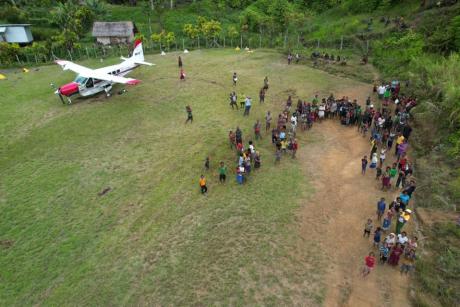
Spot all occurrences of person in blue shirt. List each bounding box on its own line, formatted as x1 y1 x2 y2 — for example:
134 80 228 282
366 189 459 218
377 197 386 221
243 96 252 116
399 191 410 209
279 130 286 141
373 227 382 247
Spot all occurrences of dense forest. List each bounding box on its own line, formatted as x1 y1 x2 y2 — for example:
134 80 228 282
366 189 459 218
1 0 459 305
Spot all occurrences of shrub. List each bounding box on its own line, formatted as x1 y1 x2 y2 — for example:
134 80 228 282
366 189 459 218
0 43 21 65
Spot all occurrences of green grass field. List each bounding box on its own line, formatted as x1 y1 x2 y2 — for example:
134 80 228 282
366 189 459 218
1 49 366 305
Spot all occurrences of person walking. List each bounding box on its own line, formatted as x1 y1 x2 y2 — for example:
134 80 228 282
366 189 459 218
362 252 376 277
259 88 265 103
254 120 262 140
185 105 193 124
232 72 238 86
199 175 207 195
219 162 227 183
265 111 272 132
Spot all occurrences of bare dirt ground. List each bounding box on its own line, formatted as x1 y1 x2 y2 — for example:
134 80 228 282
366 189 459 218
297 88 412 306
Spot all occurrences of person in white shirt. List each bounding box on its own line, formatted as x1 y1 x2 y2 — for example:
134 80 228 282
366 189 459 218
378 85 385 99
291 114 297 127
379 149 386 167
378 116 385 128
397 232 409 246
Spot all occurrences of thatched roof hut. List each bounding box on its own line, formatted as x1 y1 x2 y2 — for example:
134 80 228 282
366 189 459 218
92 21 136 45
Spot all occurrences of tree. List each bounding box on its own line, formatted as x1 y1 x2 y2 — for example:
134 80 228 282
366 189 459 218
226 25 239 46
201 19 222 45
183 23 199 39
151 30 175 50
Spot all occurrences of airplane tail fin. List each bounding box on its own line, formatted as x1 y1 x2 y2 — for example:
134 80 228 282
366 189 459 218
129 39 154 66
132 39 145 62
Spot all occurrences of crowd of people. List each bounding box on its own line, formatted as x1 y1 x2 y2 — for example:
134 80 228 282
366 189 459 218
186 55 419 277
359 81 419 278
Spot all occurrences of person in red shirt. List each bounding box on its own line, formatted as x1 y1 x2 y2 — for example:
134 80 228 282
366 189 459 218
362 252 376 277
291 139 298 158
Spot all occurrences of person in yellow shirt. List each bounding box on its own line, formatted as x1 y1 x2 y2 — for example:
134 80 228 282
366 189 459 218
199 175 207 195
395 133 405 155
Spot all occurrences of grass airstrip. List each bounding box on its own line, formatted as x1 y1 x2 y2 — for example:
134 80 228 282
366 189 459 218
1 49 367 305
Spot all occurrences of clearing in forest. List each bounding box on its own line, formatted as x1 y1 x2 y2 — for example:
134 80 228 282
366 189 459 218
0 49 408 305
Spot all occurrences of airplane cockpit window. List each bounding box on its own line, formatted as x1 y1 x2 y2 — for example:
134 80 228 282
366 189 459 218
86 78 94 88
74 76 88 85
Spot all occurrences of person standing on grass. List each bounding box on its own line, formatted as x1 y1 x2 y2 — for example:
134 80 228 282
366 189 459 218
254 151 261 169
180 68 186 80
291 138 298 158
363 218 373 238
263 76 269 90
232 72 238 86
199 175 207 195
185 105 193 124
235 126 243 144
259 88 265 103
254 120 262 140
229 92 238 110
244 96 252 116
362 252 376 277
287 53 293 64
361 155 368 175
204 157 210 171
265 111 272 132
395 133 405 155
178 56 183 68
403 180 417 197
275 148 281 164
377 197 386 221
395 209 411 234
219 162 227 183
228 130 236 149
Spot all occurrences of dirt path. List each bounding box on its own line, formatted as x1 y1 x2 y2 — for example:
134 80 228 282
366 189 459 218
297 115 411 305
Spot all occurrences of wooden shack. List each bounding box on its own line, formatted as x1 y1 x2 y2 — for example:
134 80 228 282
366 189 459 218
92 21 136 45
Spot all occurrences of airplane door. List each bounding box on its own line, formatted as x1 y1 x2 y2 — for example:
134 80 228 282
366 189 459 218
86 78 94 88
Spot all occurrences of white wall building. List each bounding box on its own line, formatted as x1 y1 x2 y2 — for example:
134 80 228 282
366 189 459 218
0 24 33 44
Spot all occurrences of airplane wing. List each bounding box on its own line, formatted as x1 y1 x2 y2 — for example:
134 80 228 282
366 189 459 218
55 60 140 85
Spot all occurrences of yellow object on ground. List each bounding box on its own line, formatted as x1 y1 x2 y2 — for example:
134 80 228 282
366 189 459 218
0 73 6 80
235 46 240 51
22 68 29 73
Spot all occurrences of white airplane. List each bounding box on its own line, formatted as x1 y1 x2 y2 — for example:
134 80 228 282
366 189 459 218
54 39 153 104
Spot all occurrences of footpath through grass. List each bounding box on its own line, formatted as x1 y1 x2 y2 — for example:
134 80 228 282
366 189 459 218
1 49 366 305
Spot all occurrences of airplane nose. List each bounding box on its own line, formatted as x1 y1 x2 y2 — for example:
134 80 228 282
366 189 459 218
58 82 79 96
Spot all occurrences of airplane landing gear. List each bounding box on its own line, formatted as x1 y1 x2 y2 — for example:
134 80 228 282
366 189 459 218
104 85 113 98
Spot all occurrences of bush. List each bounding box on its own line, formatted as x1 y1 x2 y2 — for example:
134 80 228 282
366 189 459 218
0 42 21 65
31 27 60 42
414 222 460 306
